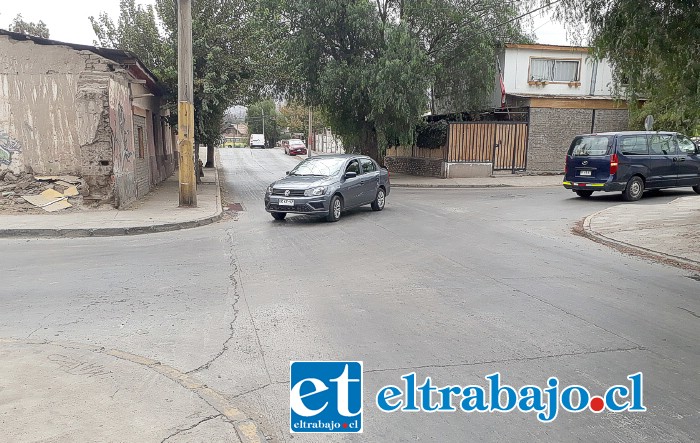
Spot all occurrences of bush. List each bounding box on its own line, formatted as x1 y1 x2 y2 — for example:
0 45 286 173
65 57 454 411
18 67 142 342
415 120 448 149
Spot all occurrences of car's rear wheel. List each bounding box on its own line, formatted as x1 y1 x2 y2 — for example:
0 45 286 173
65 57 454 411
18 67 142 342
371 187 386 211
693 184 700 194
575 190 593 198
623 176 644 201
326 195 342 222
271 212 287 220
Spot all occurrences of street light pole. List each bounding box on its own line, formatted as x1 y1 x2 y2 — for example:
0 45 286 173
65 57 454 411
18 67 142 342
307 106 312 158
177 0 197 207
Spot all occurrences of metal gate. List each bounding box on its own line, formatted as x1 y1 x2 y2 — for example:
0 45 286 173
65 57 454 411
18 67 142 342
447 122 528 173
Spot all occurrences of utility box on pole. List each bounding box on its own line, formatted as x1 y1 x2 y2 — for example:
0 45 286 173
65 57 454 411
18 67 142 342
178 0 197 207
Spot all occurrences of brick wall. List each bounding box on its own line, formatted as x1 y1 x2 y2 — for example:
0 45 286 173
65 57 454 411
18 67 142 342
385 157 444 177
132 115 151 198
527 108 593 172
593 109 629 133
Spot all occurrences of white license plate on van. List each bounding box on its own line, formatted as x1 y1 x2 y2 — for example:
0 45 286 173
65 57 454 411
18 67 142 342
580 170 592 176
279 199 294 206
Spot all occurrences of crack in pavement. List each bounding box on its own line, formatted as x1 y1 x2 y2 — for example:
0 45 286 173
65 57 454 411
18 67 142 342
26 312 53 339
228 381 287 400
186 230 242 375
160 413 223 442
364 346 647 374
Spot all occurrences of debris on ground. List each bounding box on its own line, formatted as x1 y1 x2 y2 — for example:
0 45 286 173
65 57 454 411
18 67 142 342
0 171 89 213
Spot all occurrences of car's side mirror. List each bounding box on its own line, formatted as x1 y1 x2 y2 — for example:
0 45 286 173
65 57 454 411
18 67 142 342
285 171 290 175
344 171 357 179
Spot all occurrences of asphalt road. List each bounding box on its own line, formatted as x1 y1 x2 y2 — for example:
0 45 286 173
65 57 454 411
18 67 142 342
1 147 698 442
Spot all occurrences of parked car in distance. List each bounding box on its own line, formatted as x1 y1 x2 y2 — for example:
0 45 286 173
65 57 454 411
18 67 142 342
264 154 390 222
563 131 700 201
285 139 307 156
249 133 265 149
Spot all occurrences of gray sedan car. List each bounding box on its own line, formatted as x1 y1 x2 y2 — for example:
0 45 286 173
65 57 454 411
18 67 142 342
264 154 390 222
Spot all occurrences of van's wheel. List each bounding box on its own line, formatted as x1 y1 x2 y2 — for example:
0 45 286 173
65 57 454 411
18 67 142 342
575 190 593 198
371 187 386 211
623 176 644 201
693 184 700 194
271 212 287 220
326 195 342 222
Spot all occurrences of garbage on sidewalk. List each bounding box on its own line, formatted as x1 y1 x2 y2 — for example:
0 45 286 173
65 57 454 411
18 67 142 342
22 189 72 212
0 170 88 213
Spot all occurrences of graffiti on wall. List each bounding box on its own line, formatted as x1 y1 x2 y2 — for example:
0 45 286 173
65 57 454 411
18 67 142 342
108 79 135 174
0 131 21 166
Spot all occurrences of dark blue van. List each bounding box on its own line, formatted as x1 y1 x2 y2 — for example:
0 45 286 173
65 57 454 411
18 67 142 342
563 131 700 201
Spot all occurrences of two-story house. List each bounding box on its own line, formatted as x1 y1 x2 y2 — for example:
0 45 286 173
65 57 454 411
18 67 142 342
494 43 629 172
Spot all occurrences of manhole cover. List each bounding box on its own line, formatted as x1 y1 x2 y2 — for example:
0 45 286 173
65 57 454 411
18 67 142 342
226 203 244 211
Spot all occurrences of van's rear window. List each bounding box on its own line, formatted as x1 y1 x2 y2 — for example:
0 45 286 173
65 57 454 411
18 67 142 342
569 136 612 156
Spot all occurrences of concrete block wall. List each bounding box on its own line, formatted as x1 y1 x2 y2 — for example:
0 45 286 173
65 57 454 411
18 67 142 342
527 108 595 172
593 109 629 133
527 107 629 172
385 157 444 178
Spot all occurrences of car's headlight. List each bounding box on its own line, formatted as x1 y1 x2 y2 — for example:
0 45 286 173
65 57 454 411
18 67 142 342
305 186 326 196
267 185 273 194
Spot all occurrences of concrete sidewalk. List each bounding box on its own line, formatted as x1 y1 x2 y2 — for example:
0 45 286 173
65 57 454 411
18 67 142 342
583 196 700 270
0 338 262 442
389 172 562 188
0 166 222 238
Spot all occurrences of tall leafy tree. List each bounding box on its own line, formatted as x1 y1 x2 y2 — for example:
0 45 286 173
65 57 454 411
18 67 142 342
273 0 530 160
9 14 50 38
550 0 700 133
91 0 271 168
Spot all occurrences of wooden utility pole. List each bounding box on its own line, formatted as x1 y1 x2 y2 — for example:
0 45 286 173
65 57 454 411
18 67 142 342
178 0 197 207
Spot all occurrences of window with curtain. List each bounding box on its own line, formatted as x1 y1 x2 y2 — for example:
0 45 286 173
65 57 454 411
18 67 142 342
530 58 580 82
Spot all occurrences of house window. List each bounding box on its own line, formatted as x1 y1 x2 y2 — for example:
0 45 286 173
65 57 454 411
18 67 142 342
530 58 580 82
137 127 145 158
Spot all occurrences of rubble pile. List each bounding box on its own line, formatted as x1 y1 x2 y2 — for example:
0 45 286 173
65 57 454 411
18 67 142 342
0 170 89 212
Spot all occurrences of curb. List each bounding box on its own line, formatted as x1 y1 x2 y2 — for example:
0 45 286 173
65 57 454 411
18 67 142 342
578 208 700 272
0 337 265 442
392 183 514 189
0 169 224 239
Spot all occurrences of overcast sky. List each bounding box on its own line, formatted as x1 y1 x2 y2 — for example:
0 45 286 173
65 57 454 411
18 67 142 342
2 0 571 47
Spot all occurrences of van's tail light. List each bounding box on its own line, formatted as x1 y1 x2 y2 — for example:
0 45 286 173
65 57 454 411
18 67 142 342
610 153 619 175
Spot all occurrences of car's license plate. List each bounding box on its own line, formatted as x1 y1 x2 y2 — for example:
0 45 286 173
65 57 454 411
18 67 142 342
580 170 592 176
279 199 294 206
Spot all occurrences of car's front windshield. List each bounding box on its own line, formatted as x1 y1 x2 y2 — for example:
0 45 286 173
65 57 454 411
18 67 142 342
290 157 346 176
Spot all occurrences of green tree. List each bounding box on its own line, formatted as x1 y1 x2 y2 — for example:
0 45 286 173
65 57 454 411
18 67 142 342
90 0 271 169
550 0 700 134
273 0 530 160
9 14 50 38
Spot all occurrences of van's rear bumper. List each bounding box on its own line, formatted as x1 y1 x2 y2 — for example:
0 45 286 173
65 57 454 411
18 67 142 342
562 180 626 192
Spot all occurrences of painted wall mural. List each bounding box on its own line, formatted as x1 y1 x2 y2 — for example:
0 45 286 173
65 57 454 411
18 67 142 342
0 130 21 166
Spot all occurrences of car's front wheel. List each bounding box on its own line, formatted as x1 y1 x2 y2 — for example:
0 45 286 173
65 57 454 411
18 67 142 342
371 187 386 211
693 184 700 194
271 212 287 220
575 190 593 198
326 195 342 222
623 176 644 201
